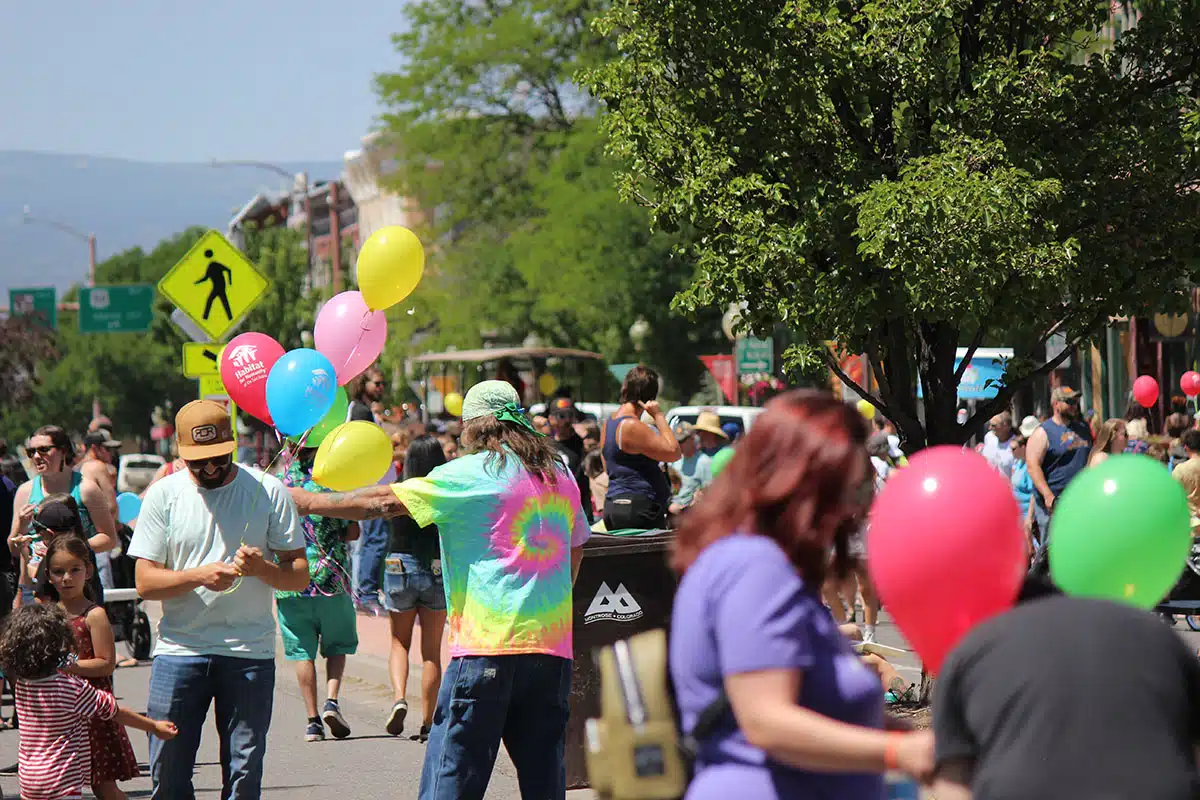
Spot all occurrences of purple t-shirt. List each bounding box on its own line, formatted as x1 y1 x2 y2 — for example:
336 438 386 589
669 533 885 800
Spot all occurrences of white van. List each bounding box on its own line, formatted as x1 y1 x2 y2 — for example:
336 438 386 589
666 406 765 438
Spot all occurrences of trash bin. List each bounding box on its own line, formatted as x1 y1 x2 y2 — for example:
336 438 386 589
567 530 677 789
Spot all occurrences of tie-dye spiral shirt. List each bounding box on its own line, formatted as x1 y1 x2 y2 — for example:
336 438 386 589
391 451 592 659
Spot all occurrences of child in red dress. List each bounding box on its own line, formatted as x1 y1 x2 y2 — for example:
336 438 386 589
44 534 147 799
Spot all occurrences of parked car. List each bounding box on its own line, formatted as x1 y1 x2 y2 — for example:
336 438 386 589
665 405 765 439
117 453 166 495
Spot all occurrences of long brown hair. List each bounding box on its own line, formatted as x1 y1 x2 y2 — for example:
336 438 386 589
461 416 565 484
672 390 870 588
1090 418 1127 460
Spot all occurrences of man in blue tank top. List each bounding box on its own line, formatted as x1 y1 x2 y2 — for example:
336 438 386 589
1025 386 1092 548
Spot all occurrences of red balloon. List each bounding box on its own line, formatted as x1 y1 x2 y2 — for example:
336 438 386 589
1182 371 1200 398
1133 375 1159 409
219 332 286 425
867 447 1025 674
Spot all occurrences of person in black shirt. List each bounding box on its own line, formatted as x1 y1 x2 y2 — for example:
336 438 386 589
548 399 592 523
933 576 1200 800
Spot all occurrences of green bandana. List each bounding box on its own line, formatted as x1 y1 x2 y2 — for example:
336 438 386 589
494 402 544 436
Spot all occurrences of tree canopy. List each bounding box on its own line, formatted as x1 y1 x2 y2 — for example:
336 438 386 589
586 0 1200 447
374 0 727 400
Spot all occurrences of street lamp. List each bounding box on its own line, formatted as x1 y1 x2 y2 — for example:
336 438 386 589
210 159 314 277
22 205 96 288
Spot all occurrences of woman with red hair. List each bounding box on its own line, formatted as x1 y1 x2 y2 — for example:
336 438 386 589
669 390 933 799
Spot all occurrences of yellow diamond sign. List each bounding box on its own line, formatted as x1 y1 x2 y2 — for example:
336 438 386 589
182 343 225 378
158 230 270 341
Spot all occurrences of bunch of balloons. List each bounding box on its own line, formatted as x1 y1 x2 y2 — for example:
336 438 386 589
218 225 425 491
868 446 1193 675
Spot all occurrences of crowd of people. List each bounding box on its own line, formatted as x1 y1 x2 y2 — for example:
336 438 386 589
5 367 1200 800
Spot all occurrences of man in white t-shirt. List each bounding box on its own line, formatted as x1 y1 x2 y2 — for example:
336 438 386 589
129 400 306 799
981 411 1017 479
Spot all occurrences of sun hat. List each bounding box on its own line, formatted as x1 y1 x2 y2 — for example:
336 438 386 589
692 411 729 439
462 380 543 435
1019 415 1040 438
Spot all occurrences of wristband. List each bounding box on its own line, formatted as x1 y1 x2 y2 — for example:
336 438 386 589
883 733 900 771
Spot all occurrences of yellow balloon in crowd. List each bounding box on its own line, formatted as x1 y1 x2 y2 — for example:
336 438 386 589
444 392 464 417
356 226 425 311
538 373 558 396
856 399 876 420
312 421 394 492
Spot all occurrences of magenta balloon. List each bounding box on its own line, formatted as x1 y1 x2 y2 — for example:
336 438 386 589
867 447 1025 674
1133 375 1159 409
314 291 388 385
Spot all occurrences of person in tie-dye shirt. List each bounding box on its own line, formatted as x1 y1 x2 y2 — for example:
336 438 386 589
288 380 591 800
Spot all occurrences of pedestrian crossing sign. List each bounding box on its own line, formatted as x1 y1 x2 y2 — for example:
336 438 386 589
158 230 270 342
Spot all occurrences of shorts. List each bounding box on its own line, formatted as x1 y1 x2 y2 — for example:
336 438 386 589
276 594 359 661
382 552 446 613
847 526 867 559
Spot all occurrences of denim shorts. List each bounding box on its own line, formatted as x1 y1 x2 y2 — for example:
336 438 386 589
383 552 446 613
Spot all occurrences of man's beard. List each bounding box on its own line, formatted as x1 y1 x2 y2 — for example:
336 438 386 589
195 464 233 489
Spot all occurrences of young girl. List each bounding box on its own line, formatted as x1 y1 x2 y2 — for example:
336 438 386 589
44 535 141 798
0 603 176 800
12 496 106 608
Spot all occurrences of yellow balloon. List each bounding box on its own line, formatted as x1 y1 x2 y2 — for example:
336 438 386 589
444 392 464 417
356 226 425 311
856 399 876 420
538 373 558 396
312 421 394 492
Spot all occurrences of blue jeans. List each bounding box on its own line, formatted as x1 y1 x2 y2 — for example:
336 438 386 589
419 654 572 800
355 518 390 601
147 655 275 800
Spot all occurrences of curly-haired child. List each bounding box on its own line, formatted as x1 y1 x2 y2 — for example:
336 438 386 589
0 604 177 800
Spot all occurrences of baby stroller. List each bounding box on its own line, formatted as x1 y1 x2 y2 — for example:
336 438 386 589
1155 534 1200 631
105 524 152 662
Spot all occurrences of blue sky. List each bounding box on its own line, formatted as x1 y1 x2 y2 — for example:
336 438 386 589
1 1 405 163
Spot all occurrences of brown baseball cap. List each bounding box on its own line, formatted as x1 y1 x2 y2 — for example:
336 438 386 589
176 400 236 460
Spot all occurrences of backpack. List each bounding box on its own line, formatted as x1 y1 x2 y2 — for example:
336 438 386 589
584 628 731 800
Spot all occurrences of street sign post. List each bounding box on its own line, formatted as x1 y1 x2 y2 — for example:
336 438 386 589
183 343 225 378
735 336 774 374
158 230 270 342
8 287 57 329
78 285 154 333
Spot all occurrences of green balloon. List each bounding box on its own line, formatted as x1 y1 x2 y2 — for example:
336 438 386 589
1050 454 1191 609
709 445 736 479
294 388 349 449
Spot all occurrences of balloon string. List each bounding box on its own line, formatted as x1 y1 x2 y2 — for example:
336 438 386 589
338 311 374 381
220 428 311 595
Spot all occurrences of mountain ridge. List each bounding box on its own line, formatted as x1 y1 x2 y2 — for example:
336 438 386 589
0 150 344 301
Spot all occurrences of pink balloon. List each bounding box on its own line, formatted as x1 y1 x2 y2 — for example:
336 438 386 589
1182 371 1200 398
219 332 286 425
1133 375 1159 409
867 447 1025 674
314 291 388 385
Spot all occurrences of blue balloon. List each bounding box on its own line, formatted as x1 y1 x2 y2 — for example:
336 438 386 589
116 492 141 525
265 348 339 436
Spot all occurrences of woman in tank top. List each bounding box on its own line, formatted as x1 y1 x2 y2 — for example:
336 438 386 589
601 365 682 531
7 425 115 605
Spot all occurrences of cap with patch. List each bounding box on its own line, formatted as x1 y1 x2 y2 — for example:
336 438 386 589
549 397 576 418
83 429 122 449
1051 386 1080 403
175 400 236 460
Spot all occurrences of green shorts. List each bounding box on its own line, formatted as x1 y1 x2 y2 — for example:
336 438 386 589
276 594 359 661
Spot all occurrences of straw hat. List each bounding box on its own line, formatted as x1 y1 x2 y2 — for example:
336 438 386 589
693 411 728 439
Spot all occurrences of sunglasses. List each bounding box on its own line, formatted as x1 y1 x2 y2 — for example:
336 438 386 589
25 445 55 458
186 454 232 471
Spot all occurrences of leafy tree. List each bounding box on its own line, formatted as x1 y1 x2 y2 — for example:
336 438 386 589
586 0 1200 448
374 0 727 400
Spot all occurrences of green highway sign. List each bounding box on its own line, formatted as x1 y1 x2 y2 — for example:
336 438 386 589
79 285 155 333
735 336 774 374
8 287 57 330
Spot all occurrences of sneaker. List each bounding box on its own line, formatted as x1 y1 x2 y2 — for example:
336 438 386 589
862 626 876 644
411 723 430 743
322 700 351 740
305 719 325 742
386 699 408 737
